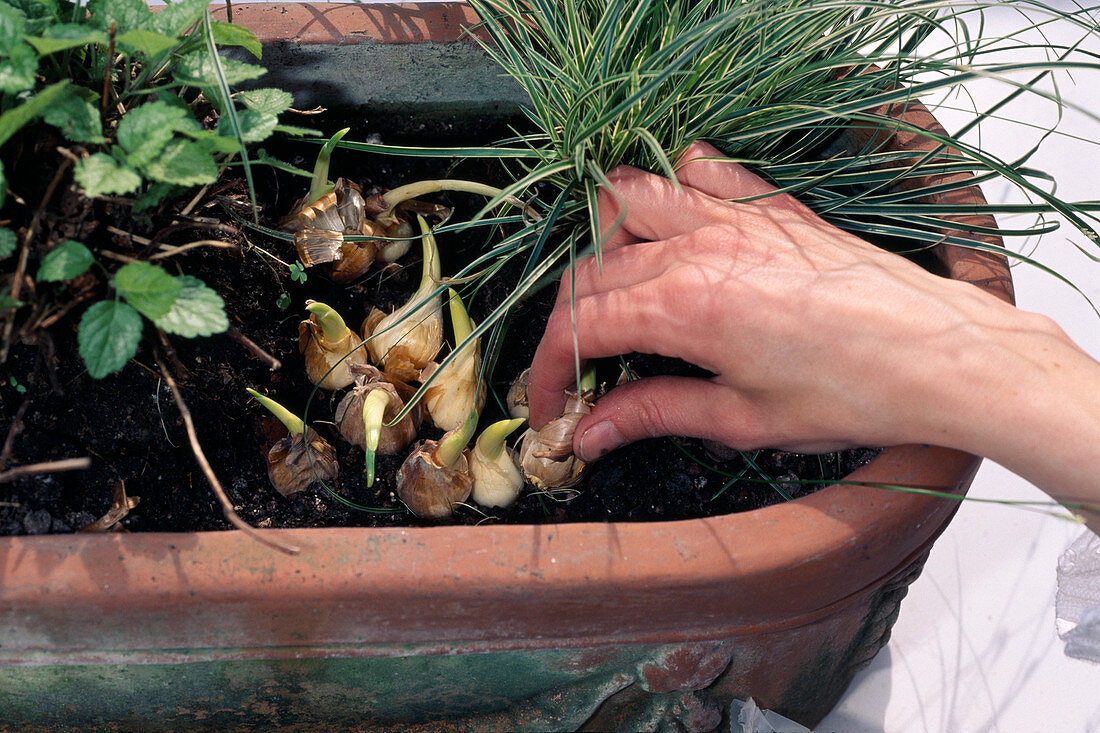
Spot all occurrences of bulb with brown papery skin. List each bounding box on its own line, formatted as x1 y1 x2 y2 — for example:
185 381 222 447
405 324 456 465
363 216 443 383
247 388 339 498
266 427 339 498
283 178 370 267
518 390 593 491
299 300 370 390
396 409 478 520
507 368 530 420
421 289 485 432
378 220 414 263
334 366 420 455
396 440 473 519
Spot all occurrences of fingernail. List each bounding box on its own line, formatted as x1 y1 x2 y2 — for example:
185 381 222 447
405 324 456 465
578 421 624 462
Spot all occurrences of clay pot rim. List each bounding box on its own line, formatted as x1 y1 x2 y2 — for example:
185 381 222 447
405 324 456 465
1 2 1012 652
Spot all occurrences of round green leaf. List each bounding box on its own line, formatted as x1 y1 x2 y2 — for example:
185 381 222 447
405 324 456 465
210 21 262 60
43 96 105 145
37 240 93 282
219 109 277 144
25 26 110 55
0 43 39 94
0 4 27 55
115 29 178 59
153 276 228 338
140 138 218 187
78 300 143 379
112 261 181 320
238 88 293 116
173 52 266 87
88 0 155 34
73 153 142 199
117 100 186 167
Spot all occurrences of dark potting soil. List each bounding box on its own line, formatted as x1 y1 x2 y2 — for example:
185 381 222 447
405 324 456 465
0 129 878 536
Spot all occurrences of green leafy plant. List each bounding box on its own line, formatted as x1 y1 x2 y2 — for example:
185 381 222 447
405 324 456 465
0 0 308 377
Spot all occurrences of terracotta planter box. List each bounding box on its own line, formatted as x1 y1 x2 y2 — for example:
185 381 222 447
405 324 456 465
0 4 1015 731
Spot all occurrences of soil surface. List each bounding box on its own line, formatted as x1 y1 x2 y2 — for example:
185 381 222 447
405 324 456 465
1 127 877 536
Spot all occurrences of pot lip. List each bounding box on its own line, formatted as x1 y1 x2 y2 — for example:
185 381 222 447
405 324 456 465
2 2 1013 639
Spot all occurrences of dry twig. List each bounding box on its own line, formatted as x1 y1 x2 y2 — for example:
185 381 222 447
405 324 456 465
78 480 138 532
227 326 282 370
149 240 238 260
154 352 300 555
0 457 92 484
105 225 152 247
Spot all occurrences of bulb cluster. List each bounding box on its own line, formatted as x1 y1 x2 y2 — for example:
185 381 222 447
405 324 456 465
247 162 592 519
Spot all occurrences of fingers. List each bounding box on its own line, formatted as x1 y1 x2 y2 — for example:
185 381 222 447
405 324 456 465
595 179 643 252
593 165 749 246
528 284 668 428
571 376 768 461
591 151 810 255
531 145 819 429
675 141 811 215
555 231 699 305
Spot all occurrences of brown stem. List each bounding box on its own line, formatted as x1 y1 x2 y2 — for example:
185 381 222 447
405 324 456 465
33 288 97 330
179 183 213 218
154 352 300 555
0 157 73 363
0 397 30 471
105 225 152 247
101 22 116 120
156 329 189 380
147 220 239 251
148 240 238 260
227 326 281 370
37 330 62 395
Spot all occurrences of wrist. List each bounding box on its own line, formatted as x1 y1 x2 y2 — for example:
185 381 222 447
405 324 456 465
926 300 1100 524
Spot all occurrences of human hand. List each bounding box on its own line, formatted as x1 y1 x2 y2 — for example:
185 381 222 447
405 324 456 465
527 141 1027 462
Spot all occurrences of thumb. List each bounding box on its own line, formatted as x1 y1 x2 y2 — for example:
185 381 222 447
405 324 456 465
574 376 766 461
